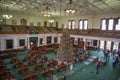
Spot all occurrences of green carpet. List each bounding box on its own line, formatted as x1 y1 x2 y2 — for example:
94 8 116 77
3 50 120 80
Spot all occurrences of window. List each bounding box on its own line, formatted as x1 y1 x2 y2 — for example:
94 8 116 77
106 41 111 50
101 18 120 31
19 39 25 46
108 19 114 30
101 19 107 30
71 21 76 29
68 21 71 29
79 19 88 30
84 20 88 30
100 40 104 49
115 18 120 30
113 42 119 51
6 39 13 49
79 20 83 29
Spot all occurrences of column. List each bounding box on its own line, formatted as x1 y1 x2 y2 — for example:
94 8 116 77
111 42 114 52
104 41 107 50
38 37 40 47
52 36 54 44
27 37 30 49
84 39 87 50
13 36 18 49
0 38 6 50
44 36 46 45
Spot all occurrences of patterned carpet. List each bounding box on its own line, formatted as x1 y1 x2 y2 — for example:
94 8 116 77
3 50 120 80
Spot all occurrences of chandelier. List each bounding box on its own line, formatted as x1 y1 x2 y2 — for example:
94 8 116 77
48 19 54 23
65 0 76 14
2 6 12 19
3 14 12 19
43 6 51 17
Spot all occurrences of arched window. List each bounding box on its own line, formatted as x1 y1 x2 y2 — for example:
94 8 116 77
106 41 111 50
108 19 114 30
101 19 107 30
100 40 104 49
79 20 83 30
115 18 120 30
113 42 119 51
71 20 76 29
79 19 88 30
84 20 88 30
68 20 71 29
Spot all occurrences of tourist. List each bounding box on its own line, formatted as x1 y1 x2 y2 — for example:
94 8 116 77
112 57 116 68
62 76 67 80
96 62 100 74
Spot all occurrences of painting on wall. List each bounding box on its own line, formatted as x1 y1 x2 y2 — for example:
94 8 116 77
19 39 25 46
47 36 52 44
6 39 13 49
54 37 58 43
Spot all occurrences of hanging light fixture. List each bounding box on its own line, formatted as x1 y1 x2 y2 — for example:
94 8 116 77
65 0 76 14
43 6 51 17
2 6 12 19
48 19 54 23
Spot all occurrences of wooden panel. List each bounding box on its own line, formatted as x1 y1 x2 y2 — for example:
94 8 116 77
20 19 27 26
56 22 58 28
98 40 100 47
78 38 84 48
44 21 47 27
111 42 114 52
104 41 107 50
119 42 120 49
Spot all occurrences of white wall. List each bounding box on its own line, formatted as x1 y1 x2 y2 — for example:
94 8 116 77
55 13 120 29
1 11 120 29
0 33 60 50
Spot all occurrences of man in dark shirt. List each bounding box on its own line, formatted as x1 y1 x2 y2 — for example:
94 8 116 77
96 62 100 74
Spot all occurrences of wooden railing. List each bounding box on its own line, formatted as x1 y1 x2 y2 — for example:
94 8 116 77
0 24 120 38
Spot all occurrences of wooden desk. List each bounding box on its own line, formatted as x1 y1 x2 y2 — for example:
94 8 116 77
57 64 67 71
42 69 53 77
24 73 37 80
99 61 106 67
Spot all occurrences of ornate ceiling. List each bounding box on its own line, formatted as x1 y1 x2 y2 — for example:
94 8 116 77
0 0 120 17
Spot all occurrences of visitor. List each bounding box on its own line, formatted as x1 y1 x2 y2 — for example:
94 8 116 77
115 56 119 65
96 62 100 74
113 49 117 56
97 47 100 52
112 57 116 68
107 50 110 61
62 76 67 80
70 64 73 75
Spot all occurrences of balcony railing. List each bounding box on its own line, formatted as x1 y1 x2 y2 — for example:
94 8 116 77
0 25 120 38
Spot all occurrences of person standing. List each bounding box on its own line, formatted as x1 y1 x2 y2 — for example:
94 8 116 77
70 64 73 75
62 76 66 80
112 57 116 68
96 62 100 74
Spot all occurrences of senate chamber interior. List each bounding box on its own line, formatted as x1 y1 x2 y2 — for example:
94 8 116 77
0 0 120 80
